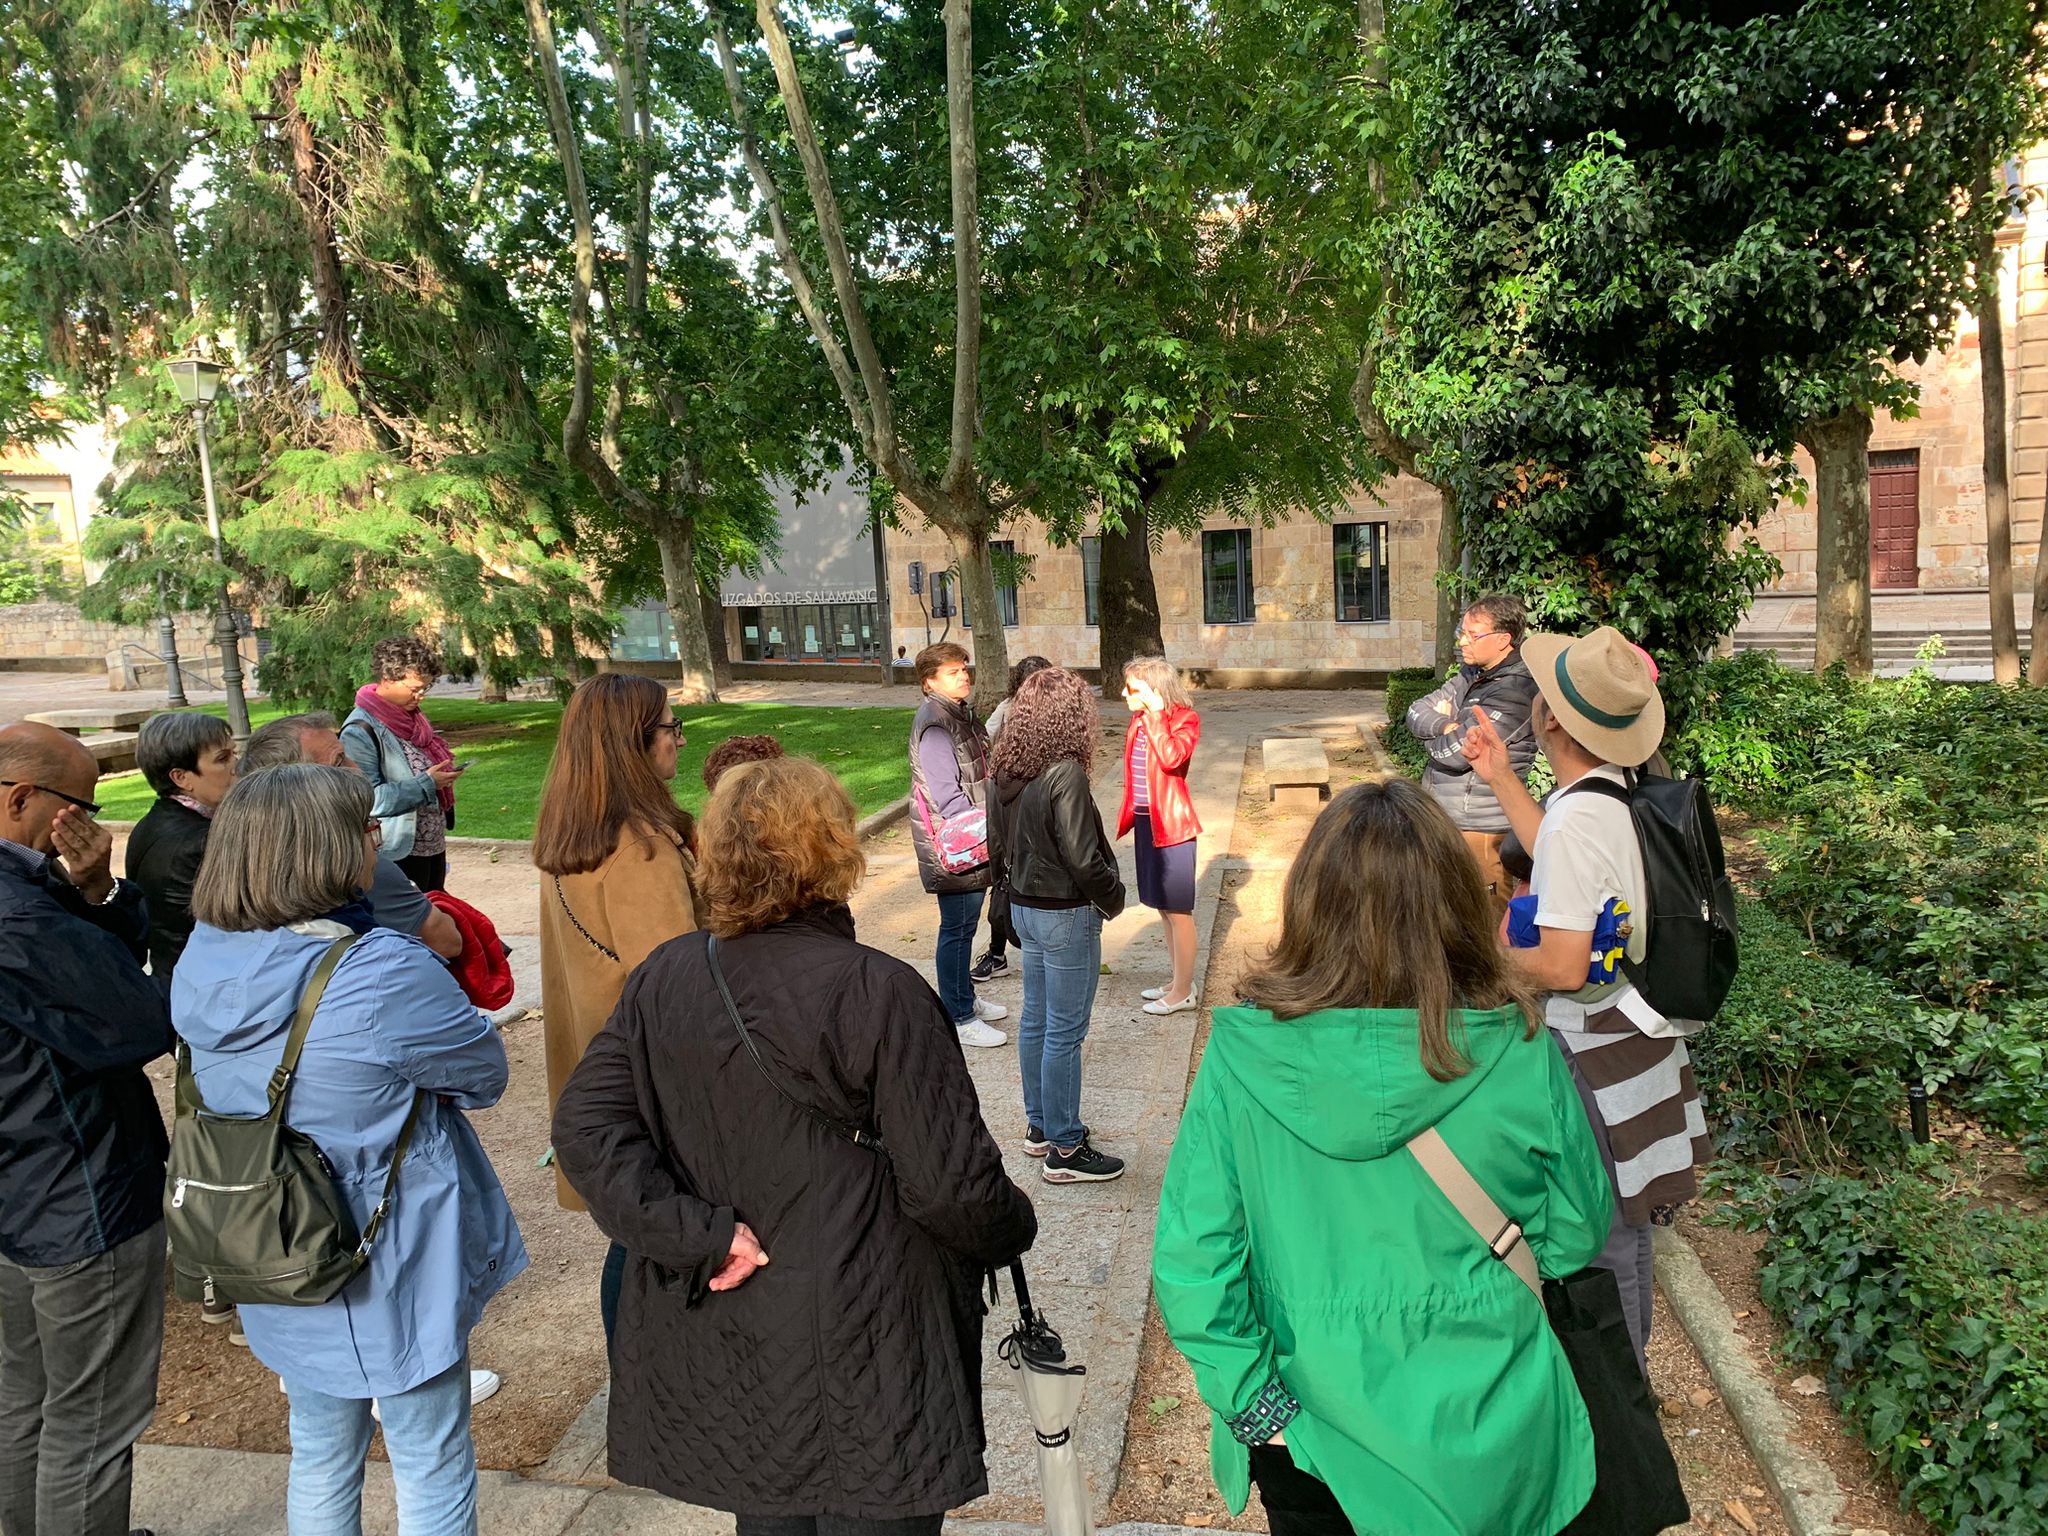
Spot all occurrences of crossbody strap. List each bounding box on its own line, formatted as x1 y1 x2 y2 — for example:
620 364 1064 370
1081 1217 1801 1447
258 932 420 1261
1406 1126 1542 1299
705 934 886 1155
554 876 620 962
265 935 361 1117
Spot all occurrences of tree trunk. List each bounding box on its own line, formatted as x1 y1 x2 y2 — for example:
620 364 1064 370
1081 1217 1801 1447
1098 503 1166 698
1434 486 1462 670
652 512 718 703
548 620 588 697
1974 183 2022 684
1801 406 1875 677
948 522 1013 715
701 585 733 686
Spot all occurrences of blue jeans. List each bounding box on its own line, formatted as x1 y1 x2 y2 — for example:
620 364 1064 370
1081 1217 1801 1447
285 1355 477 1536
1012 904 1103 1148
936 889 986 1024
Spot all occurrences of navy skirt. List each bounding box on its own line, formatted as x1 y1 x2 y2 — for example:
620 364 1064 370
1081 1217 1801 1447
1133 813 1196 914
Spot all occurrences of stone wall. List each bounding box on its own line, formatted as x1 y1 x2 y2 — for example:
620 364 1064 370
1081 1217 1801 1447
0 601 226 664
887 474 1445 677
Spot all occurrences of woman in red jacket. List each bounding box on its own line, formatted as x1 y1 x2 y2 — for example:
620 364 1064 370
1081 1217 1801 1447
1118 656 1202 1014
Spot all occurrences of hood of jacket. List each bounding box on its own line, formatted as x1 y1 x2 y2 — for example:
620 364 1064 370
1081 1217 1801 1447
1201 1001 1531 1160
171 924 360 1058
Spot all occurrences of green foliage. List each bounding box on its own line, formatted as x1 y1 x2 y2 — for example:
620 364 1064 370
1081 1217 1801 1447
1381 665 1440 772
1691 898 1920 1169
1760 1172 2048 1535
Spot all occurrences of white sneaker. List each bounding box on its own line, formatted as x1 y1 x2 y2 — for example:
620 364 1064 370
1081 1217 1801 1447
973 996 1008 1023
956 1018 1009 1048
369 1368 501 1424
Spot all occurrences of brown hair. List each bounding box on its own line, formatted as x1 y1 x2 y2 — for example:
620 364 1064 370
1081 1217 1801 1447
697 756 865 938
1464 593 1527 645
991 667 1097 783
370 635 442 683
533 674 694 876
1123 654 1193 712
191 765 374 932
1238 778 1533 1081
916 642 971 688
702 734 784 792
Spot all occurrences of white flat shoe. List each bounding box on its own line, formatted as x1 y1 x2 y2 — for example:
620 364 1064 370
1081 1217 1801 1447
1140 986 1168 1001
1142 994 1198 1015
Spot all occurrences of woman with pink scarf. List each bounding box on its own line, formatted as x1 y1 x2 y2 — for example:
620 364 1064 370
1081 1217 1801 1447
341 635 466 892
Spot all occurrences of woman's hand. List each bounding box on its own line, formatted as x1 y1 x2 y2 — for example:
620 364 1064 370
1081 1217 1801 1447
428 761 465 790
1129 680 1164 714
708 1221 770 1292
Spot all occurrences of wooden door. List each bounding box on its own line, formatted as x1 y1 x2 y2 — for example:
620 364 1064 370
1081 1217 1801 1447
1869 449 1921 589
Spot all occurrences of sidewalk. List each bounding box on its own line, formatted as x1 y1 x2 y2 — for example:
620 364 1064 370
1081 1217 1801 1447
127 692 1382 1534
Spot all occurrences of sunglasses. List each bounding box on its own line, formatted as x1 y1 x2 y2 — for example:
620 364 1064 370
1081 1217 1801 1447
1 780 101 817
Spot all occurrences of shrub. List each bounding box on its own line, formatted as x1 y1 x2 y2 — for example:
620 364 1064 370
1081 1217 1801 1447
1761 1172 2048 1536
1693 899 1922 1169
1381 665 1442 772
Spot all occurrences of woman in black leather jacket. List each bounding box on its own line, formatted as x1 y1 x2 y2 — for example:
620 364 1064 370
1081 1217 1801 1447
988 666 1128 1184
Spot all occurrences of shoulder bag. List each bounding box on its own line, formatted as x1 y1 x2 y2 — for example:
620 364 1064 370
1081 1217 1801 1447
1407 1127 1690 1536
166 935 424 1307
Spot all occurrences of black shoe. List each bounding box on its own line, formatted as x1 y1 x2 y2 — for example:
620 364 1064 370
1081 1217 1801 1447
1042 1138 1125 1183
1023 1123 1090 1158
970 952 1010 982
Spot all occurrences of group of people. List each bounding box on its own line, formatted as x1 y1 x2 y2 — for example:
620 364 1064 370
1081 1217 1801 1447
0 608 1708 1536
905 643 1203 1184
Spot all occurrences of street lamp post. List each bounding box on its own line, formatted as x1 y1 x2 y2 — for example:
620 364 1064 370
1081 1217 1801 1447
155 574 188 708
167 353 250 748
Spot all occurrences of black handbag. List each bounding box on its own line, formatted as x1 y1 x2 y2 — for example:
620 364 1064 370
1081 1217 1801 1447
1407 1127 1690 1536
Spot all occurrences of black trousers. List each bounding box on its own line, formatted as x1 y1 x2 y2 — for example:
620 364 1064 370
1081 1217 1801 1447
1250 1444 1354 1536
736 1515 944 1536
396 850 447 893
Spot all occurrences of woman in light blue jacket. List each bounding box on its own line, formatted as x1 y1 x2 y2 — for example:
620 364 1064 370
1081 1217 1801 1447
173 764 524 1536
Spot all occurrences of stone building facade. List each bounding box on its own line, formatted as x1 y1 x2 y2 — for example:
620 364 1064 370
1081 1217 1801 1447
1749 148 2048 597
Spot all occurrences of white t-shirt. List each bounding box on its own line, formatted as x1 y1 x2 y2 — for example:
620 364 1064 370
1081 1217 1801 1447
1530 764 1686 1035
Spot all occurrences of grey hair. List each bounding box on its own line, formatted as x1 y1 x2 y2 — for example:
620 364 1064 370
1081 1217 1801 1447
190 765 373 932
1122 655 1193 712
137 711 234 797
239 712 340 775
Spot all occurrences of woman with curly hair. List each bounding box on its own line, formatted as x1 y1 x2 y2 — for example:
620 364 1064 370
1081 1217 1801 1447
342 635 465 891
989 667 1127 1183
551 755 1035 1530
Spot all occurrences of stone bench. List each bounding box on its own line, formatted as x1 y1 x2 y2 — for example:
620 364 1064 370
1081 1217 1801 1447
1262 736 1331 811
26 706 157 734
81 731 141 774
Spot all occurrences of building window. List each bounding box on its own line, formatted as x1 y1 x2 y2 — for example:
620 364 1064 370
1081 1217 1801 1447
1081 537 1101 627
1202 528 1255 625
1333 522 1391 623
989 540 1021 627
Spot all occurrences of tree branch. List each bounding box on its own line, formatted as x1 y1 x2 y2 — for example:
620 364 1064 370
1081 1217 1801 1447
940 0 982 499
76 129 220 240
710 13 878 466
750 0 913 488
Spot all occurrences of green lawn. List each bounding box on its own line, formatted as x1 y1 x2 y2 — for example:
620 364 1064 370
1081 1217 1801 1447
96 698 917 840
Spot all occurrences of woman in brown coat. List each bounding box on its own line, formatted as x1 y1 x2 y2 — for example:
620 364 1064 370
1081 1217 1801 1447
534 673 695 1344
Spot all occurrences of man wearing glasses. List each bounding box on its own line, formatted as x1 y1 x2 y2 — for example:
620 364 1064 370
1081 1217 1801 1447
1404 594 1540 915
0 722 174 1536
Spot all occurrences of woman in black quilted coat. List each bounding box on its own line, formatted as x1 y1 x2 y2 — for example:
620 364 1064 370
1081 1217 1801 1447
553 755 1037 1536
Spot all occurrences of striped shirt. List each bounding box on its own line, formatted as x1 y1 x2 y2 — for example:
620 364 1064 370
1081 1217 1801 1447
1549 1000 1710 1224
1129 728 1150 810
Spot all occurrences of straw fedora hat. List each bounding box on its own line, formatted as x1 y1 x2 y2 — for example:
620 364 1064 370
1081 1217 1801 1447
1520 626 1665 767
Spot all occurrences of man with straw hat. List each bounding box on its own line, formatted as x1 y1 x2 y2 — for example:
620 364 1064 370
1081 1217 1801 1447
1462 626 1710 1371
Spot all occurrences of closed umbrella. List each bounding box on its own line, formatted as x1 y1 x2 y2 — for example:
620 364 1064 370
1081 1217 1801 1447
999 1259 1092 1536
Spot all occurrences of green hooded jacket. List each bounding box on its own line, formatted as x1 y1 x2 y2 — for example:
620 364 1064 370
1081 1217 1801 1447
1153 1004 1614 1536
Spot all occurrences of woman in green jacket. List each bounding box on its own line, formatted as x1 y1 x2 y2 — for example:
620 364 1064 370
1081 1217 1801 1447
1153 779 1614 1536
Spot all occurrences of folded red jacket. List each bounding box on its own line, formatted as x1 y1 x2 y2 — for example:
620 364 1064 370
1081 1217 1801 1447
424 889 516 1011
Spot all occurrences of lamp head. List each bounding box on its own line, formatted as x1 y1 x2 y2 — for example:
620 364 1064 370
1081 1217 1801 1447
167 354 224 409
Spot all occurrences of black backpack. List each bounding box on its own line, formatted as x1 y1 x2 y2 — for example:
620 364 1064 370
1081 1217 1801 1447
1563 772 1739 1022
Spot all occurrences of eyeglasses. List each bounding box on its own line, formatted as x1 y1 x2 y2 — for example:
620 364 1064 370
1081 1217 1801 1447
1 781 101 817
1456 627 1502 643
649 719 685 741
366 820 384 848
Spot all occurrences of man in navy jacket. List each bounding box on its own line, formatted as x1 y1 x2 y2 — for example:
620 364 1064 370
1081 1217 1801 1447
0 722 172 1536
